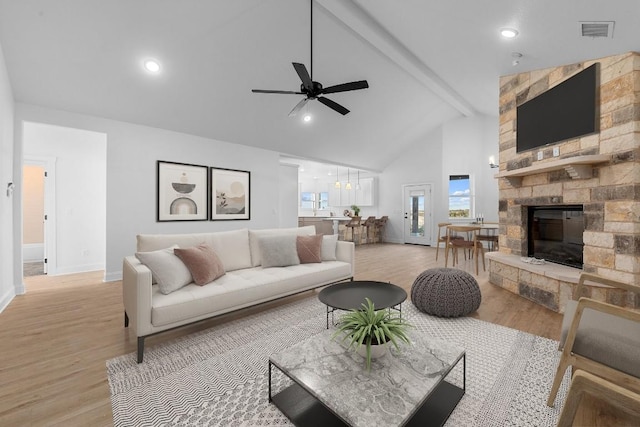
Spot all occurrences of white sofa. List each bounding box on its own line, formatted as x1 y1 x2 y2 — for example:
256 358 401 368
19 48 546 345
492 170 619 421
122 226 354 362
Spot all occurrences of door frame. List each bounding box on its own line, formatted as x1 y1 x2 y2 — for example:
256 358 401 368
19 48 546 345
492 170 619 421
402 183 433 245
23 155 57 275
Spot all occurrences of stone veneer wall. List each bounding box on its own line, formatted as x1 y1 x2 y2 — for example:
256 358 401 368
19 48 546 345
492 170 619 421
490 52 639 313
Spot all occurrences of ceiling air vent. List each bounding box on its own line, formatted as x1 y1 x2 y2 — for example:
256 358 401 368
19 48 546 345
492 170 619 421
579 21 614 38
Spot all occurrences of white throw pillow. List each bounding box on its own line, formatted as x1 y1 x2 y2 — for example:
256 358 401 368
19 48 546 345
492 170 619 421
258 235 300 268
321 234 338 261
135 245 193 295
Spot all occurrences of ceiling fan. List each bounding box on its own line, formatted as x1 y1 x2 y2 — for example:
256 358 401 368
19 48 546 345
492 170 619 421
251 0 369 117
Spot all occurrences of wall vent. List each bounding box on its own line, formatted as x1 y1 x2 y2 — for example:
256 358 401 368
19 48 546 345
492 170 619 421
579 21 614 38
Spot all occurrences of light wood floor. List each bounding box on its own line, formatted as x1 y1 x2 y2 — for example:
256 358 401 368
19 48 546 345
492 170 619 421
0 243 636 426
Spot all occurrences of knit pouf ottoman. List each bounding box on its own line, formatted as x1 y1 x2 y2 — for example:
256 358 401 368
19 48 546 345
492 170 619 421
411 268 481 317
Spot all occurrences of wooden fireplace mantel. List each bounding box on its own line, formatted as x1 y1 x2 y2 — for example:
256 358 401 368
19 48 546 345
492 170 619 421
494 154 611 186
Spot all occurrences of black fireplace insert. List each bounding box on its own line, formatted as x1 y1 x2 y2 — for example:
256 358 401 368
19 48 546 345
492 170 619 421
527 205 584 268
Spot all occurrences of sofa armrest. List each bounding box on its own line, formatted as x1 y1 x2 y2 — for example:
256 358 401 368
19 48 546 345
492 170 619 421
336 241 355 277
122 256 154 337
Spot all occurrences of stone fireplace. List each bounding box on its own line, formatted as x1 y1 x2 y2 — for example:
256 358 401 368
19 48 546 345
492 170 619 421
486 52 640 313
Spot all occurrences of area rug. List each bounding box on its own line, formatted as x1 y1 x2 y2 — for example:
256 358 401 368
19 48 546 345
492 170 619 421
107 296 569 426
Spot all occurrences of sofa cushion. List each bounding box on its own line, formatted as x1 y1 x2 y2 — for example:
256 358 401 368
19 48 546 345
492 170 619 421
321 234 338 261
560 300 640 378
137 234 214 253
150 261 353 327
174 243 225 285
209 228 252 271
248 226 315 267
135 245 192 295
258 235 300 268
297 235 323 264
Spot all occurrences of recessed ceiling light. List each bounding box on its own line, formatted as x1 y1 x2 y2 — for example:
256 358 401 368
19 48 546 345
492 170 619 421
143 59 161 73
500 28 519 38
303 114 312 123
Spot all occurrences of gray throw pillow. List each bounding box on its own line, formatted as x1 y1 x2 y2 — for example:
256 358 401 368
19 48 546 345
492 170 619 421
321 234 338 261
258 235 300 268
135 245 193 294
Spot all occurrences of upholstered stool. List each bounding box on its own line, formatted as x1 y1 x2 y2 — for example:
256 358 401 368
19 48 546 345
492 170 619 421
411 268 481 317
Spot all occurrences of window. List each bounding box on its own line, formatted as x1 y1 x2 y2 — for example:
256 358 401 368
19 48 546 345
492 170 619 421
448 175 472 218
318 192 329 210
300 192 315 209
300 191 329 210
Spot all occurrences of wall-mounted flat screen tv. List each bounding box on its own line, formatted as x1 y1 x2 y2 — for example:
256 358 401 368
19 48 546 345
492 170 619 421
516 63 599 153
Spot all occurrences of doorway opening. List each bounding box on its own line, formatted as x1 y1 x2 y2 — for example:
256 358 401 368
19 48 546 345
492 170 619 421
22 157 56 277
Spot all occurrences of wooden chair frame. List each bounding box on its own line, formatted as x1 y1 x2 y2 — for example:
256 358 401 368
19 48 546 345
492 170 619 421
557 370 640 427
344 216 362 244
361 216 376 244
435 222 451 261
547 272 640 407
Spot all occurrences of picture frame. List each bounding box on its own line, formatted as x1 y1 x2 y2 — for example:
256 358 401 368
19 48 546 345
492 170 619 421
210 167 250 220
157 161 209 222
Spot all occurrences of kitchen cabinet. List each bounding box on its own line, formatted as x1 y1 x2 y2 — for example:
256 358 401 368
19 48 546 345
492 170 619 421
328 177 375 207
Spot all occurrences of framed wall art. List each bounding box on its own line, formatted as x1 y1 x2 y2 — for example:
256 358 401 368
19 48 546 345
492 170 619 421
210 167 250 220
157 161 209 221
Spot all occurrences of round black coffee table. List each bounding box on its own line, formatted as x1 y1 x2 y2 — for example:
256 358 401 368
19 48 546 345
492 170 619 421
318 280 407 328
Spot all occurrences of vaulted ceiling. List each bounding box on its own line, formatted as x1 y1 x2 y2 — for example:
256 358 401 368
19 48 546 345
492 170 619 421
0 0 638 172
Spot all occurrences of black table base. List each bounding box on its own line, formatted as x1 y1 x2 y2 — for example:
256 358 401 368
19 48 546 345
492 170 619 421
268 354 466 427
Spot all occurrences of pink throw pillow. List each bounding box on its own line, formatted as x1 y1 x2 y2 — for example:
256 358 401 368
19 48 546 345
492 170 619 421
296 235 323 264
174 243 226 285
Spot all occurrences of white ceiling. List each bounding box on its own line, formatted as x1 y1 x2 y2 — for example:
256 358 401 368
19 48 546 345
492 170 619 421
0 0 638 172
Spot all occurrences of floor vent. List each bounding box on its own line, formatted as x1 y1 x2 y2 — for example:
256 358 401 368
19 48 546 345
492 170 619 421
579 21 614 38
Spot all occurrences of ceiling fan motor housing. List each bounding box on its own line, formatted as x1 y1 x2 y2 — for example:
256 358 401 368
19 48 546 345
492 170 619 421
301 81 323 98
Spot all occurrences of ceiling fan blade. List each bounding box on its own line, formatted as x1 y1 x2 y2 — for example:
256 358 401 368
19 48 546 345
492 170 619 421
321 80 369 94
292 63 313 92
252 89 304 95
317 96 349 115
288 98 309 117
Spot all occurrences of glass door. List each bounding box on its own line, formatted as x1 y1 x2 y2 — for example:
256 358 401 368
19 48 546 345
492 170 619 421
403 184 432 245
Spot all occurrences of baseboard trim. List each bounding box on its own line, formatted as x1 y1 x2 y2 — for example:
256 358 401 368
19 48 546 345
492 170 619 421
23 243 44 262
104 271 123 282
0 287 16 313
53 263 104 276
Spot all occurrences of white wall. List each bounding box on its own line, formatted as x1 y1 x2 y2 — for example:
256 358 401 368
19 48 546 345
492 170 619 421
14 103 292 282
441 114 499 223
23 122 107 275
278 163 298 227
378 127 444 244
0 41 16 311
379 113 499 244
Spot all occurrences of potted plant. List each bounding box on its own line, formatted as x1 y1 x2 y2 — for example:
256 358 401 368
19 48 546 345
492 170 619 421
351 204 361 216
332 298 412 370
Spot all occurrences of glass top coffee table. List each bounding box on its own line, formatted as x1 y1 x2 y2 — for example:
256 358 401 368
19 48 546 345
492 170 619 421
318 280 407 328
269 330 465 427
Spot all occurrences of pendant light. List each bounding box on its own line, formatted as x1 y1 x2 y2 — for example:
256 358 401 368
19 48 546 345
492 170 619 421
334 166 341 189
345 168 352 190
356 170 361 190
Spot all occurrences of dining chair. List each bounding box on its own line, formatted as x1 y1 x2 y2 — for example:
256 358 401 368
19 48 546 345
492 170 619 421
444 225 485 275
435 222 453 261
373 216 388 243
475 222 499 251
547 272 640 407
344 216 362 244
361 216 376 244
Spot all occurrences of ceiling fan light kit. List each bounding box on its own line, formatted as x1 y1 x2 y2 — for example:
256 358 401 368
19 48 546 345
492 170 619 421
252 0 369 117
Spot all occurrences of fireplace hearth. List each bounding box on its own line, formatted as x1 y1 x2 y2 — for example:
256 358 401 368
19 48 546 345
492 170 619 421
528 205 584 269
